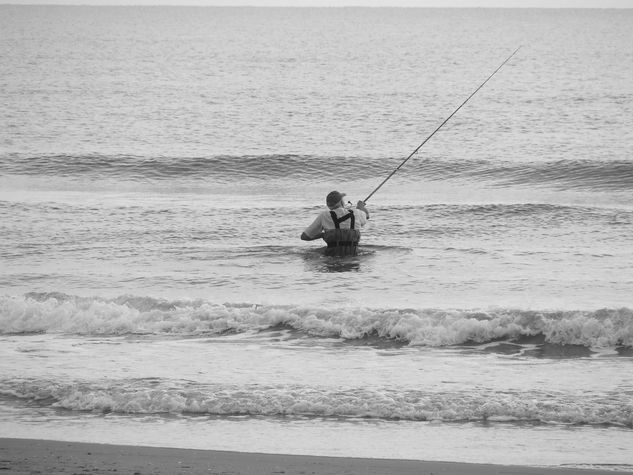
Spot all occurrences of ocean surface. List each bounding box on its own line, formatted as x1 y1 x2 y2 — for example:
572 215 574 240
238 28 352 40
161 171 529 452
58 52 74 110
1 5 633 471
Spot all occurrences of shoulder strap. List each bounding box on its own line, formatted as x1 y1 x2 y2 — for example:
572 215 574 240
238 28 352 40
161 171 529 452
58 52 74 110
329 210 355 230
330 211 340 229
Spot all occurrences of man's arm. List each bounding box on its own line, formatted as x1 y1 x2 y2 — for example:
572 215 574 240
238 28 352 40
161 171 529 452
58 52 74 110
301 231 324 241
301 215 324 241
356 200 369 219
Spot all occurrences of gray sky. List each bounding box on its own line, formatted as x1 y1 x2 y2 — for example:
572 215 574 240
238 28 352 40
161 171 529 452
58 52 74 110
2 0 632 6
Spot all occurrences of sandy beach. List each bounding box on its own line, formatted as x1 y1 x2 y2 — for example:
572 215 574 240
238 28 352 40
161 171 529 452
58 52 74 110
0 438 629 475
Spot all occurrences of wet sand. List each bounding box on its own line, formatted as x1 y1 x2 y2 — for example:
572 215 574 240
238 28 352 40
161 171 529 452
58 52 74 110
0 438 629 475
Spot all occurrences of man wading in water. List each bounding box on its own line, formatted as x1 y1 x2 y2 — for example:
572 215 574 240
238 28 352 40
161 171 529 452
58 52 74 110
301 191 370 256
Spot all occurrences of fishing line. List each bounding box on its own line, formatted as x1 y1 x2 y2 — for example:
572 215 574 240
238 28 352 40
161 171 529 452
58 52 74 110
363 46 522 203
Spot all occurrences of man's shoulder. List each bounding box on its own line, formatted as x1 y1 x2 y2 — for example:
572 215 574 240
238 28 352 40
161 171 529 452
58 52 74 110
352 208 366 217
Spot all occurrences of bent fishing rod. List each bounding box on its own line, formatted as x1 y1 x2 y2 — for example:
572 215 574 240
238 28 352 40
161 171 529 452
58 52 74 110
363 46 521 204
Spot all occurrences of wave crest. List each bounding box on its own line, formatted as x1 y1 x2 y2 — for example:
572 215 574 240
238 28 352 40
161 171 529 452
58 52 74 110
2 153 632 191
1 293 632 348
2 378 631 427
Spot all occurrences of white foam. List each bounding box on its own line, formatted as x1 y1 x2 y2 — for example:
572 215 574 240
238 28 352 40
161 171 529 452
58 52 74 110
2 378 632 427
1 294 632 348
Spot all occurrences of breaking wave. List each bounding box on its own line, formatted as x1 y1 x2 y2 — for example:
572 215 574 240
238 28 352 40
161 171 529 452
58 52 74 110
1 293 632 348
1 378 632 427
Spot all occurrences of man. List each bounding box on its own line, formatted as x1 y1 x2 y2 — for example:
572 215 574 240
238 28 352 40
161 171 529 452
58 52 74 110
301 190 370 256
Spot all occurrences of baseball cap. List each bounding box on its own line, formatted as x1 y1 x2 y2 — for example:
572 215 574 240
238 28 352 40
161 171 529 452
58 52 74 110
326 191 346 208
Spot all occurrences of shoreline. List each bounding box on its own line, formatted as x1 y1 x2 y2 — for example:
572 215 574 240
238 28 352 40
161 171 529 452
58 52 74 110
1 438 630 475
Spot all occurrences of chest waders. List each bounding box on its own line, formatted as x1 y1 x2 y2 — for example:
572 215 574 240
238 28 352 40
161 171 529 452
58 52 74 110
322 210 361 257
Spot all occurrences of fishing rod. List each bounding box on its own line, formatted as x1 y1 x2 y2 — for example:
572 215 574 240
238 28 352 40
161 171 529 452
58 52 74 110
363 46 521 204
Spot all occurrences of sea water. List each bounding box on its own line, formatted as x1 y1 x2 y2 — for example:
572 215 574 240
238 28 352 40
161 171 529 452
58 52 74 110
1 6 632 470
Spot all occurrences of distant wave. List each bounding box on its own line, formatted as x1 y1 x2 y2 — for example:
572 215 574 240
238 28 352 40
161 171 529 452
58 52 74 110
1 153 632 191
1 378 631 427
418 158 633 191
2 293 631 348
0 153 345 182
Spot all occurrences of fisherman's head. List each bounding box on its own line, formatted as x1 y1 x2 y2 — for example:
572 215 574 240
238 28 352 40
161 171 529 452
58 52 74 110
326 190 346 209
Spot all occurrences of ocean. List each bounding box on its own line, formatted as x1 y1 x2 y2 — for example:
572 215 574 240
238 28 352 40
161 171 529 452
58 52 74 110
1 5 632 471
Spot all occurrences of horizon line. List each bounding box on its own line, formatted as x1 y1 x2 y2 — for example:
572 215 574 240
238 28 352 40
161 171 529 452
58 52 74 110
2 3 632 7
